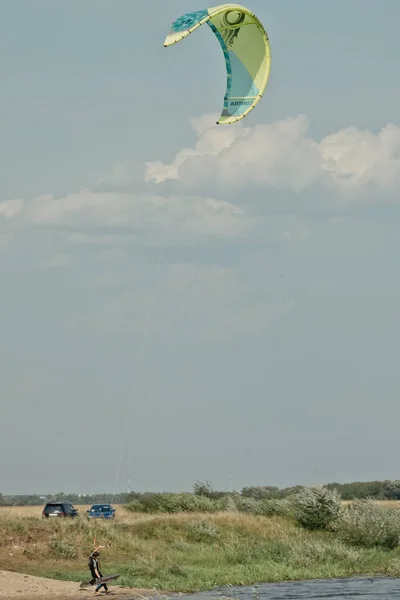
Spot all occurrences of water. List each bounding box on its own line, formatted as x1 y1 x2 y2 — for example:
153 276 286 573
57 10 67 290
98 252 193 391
197 577 400 599
130 577 400 600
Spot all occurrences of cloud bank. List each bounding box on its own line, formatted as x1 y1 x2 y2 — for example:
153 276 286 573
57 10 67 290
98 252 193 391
0 190 252 244
1 112 399 278
2 113 399 255
145 114 400 196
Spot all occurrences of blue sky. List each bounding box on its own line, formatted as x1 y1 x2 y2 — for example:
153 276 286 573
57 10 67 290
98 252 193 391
1 0 400 495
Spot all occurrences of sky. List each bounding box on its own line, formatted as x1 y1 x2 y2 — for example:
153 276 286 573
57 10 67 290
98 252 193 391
1 0 400 496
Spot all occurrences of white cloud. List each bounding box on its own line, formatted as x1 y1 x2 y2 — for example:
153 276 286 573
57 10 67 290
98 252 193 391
320 123 400 190
0 199 24 219
0 190 253 242
145 114 400 195
145 113 244 185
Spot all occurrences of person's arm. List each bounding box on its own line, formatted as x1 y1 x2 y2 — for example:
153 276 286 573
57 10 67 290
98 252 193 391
94 560 101 579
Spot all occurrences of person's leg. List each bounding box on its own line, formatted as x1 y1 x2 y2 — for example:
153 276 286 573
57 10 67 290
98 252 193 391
94 573 102 593
94 572 108 594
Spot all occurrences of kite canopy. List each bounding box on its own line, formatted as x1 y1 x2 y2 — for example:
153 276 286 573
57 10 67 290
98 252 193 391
164 4 271 125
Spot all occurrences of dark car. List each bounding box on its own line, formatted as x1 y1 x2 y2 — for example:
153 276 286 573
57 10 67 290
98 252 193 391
42 502 79 518
87 503 116 520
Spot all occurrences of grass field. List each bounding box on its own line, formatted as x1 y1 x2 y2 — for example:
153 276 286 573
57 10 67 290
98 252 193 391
0 505 139 522
1 502 400 592
2 500 399 519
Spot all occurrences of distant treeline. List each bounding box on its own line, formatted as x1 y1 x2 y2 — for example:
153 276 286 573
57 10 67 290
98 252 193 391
2 479 400 506
241 480 400 501
0 492 130 506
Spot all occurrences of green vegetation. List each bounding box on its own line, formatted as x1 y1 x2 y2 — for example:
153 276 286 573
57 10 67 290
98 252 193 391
241 480 400 501
2 478 400 507
2 487 400 592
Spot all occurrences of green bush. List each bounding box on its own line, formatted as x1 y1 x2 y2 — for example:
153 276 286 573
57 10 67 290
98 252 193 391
193 481 215 498
233 497 263 515
335 498 400 549
49 539 76 559
259 498 292 517
127 492 294 517
221 495 238 513
126 493 219 514
125 499 144 512
291 485 342 531
185 519 220 542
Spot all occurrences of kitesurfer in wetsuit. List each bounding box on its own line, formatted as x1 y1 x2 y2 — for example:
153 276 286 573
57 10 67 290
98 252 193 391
88 549 109 594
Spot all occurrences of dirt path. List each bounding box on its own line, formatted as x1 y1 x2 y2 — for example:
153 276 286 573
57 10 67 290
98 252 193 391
0 571 171 600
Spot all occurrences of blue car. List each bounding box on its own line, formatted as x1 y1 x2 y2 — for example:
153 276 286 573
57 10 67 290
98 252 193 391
87 503 116 520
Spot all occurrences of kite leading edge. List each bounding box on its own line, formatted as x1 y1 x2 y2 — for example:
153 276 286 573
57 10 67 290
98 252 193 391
164 4 271 125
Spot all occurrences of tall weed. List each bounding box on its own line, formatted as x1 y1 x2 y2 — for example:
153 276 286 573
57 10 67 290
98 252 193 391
335 498 400 549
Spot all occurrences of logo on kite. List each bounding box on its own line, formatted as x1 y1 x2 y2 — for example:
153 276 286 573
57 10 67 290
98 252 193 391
220 10 245 47
164 4 271 125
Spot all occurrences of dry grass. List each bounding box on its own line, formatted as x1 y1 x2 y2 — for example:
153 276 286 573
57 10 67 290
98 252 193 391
341 500 400 509
0 505 149 523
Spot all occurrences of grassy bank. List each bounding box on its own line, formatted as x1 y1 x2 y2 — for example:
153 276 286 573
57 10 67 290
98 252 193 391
2 507 400 592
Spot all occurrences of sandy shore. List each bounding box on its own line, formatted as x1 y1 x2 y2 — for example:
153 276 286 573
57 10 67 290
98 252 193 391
0 571 171 600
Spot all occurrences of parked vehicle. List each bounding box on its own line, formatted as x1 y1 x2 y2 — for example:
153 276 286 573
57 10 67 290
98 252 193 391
87 503 116 519
42 502 79 518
